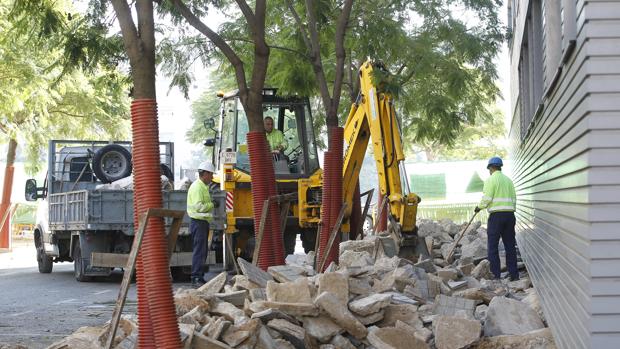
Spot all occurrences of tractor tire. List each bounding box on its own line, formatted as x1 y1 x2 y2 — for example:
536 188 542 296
92 144 132 183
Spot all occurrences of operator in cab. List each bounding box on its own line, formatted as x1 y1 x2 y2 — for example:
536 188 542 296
186 162 218 287
264 116 288 153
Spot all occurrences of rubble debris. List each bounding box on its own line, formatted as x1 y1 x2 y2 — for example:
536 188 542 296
434 315 481 349
484 296 545 336
50 218 555 349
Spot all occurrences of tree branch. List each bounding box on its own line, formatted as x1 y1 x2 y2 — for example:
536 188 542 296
234 0 257 34
169 0 249 100
284 0 312 54
329 0 353 124
222 36 308 57
304 0 332 123
110 0 140 62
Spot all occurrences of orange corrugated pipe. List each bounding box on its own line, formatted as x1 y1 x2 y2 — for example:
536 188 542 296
130 99 181 348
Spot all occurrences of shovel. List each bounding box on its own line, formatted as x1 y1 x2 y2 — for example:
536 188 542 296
446 211 479 263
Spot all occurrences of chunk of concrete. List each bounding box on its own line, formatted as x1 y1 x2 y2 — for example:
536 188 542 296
266 278 312 303
202 317 231 340
484 297 544 336
433 295 476 318
314 291 368 339
237 257 274 287
472 328 556 349
221 319 259 347
437 268 458 282
267 319 306 349
302 316 343 342
268 265 308 283
355 309 385 325
348 277 373 295
215 290 248 307
434 315 481 349
414 259 437 274
349 293 392 316
251 308 300 325
330 334 356 349
452 287 496 305
317 272 349 304
339 250 374 269
378 304 423 329
471 260 491 279
210 299 248 325
262 301 320 317
367 326 430 349
474 304 488 321
198 271 228 296
461 239 487 260
340 238 376 255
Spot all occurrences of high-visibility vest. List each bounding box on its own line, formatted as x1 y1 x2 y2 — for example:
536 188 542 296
266 129 288 151
479 171 516 213
187 179 214 221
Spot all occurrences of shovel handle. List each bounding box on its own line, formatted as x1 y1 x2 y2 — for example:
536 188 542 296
446 211 479 262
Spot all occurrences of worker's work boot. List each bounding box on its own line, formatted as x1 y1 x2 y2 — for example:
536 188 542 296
191 277 206 287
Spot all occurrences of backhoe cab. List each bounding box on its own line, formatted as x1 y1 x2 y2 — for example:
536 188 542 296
206 89 323 258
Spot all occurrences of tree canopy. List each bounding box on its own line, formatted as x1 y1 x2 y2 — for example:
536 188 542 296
0 0 130 173
168 0 504 149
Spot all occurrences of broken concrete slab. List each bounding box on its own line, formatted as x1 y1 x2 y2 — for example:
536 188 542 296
461 239 487 260
414 259 437 274
202 317 231 340
266 278 313 303
339 250 374 269
434 315 481 349
330 334 356 349
406 278 440 301
267 319 306 349
349 293 392 316
433 295 476 318
210 299 248 325
302 316 344 342
484 297 544 336
314 291 368 339
447 280 468 291
452 287 496 305
348 277 373 295
268 265 309 283
437 268 458 282
471 328 556 349
233 275 262 291
474 304 488 321
317 272 349 304
192 331 234 349
214 290 248 307
249 288 267 302
339 238 376 255
261 301 320 317
238 257 274 287
378 304 423 329
471 260 491 279
367 326 430 349
198 271 228 296
251 308 300 325
355 309 385 325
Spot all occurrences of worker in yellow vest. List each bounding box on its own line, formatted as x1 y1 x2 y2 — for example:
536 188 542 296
475 157 519 281
187 162 216 287
264 116 288 153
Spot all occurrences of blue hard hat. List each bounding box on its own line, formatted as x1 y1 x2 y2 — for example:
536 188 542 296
487 156 503 169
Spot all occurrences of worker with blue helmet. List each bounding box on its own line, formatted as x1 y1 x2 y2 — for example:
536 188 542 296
475 156 519 281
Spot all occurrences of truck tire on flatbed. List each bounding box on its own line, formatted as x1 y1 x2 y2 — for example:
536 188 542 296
92 144 132 183
73 243 92 282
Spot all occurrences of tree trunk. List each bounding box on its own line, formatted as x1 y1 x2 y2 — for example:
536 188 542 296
0 138 17 249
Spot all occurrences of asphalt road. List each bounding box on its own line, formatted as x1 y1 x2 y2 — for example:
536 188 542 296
0 241 198 349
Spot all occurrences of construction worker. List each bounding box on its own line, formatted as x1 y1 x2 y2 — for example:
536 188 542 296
264 116 287 153
475 156 519 281
187 162 217 287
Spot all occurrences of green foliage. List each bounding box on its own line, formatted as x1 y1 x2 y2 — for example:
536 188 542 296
408 105 508 161
0 0 130 174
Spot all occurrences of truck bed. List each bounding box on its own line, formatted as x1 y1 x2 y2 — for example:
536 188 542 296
48 189 226 233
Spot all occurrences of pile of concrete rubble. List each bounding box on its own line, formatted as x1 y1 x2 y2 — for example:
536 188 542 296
49 218 557 349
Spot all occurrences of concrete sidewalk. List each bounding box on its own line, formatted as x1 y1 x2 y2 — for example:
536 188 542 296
0 238 37 269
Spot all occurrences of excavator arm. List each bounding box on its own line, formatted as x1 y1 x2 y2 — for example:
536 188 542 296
342 60 421 234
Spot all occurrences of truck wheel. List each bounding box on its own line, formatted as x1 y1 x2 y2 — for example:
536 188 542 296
73 243 92 282
92 144 132 183
36 245 53 273
300 229 316 254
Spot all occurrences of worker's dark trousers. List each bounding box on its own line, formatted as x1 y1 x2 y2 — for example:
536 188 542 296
190 218 210 280
486 211 518 279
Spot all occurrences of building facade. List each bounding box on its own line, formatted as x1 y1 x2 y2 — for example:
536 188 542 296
508 0 620 347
